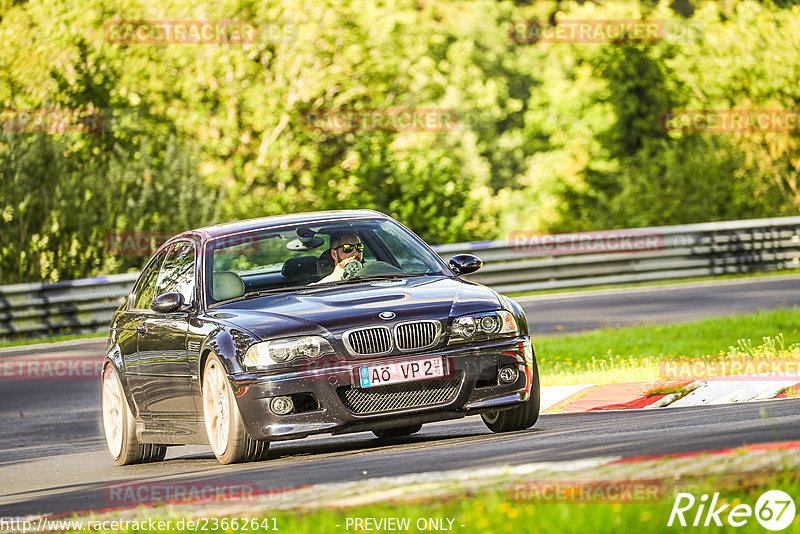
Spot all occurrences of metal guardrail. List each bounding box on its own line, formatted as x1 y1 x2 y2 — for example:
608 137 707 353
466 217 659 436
1 216 799 341
0 273 138 341
435 216 800 294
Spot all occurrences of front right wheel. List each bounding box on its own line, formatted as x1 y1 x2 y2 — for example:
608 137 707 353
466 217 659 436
202 353 269 464
481 360 540 433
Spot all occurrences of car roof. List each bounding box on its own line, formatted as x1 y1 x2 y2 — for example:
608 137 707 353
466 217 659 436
180 209 391 241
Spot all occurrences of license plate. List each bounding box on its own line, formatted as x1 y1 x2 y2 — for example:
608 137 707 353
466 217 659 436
357 357 445 388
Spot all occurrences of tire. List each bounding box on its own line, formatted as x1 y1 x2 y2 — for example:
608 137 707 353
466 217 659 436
102 364 167 465
481 360 540 433
202 353 269 464
372 424 423 439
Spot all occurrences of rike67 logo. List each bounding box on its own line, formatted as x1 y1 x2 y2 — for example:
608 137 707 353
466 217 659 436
668 490 796 530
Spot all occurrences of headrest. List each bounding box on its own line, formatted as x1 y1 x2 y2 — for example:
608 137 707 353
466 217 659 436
317 249 335 278
212 272 245 301
281 256 318 280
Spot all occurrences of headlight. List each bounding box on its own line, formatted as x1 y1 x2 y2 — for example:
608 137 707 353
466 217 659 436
244 336 334 369
449 310 517 343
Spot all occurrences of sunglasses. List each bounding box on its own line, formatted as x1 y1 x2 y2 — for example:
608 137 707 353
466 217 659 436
334 243 364 253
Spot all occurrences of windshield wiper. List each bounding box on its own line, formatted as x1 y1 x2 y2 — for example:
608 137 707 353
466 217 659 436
213 284 335 305
240 285 319 298
340 272 431 283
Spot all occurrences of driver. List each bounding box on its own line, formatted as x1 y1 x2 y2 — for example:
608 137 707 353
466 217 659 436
318 232 364 283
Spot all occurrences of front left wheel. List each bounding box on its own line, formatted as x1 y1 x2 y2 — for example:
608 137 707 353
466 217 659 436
202 353 269 464
481 360 540 433
102 364 166 465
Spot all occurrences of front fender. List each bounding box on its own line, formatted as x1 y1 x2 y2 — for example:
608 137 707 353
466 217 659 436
199 324 260 378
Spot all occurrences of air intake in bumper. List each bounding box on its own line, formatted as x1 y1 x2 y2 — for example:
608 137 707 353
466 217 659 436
338 373 462 415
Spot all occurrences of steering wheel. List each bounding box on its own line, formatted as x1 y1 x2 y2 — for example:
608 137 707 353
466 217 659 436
353 261 404 277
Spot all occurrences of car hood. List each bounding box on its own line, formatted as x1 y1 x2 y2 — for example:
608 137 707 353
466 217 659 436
207 276 503 340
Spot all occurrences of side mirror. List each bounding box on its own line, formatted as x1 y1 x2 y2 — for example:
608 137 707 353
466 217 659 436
449 254 483 276
151 292 187 314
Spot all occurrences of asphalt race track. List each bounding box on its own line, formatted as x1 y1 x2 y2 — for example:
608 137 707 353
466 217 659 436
2 275 800 518
2 386 799 518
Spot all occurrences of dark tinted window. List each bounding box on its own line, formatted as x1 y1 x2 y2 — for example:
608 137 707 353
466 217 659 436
155 241 196 304
133 252 167 309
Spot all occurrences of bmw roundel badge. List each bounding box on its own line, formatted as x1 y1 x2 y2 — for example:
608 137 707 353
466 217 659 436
379 311 396 320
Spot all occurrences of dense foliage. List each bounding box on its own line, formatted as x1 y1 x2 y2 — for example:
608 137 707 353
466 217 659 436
1 0 798 283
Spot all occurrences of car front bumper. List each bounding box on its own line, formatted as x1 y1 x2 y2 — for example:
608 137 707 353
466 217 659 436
231 337 536 441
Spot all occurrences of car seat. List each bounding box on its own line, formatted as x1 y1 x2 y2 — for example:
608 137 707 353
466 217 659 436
282 256 320 284
317 249 335 278
212 272 245 300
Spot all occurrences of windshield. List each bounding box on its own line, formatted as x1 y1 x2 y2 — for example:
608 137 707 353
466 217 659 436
205 218 449 304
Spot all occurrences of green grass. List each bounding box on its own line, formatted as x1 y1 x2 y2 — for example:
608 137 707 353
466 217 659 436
0 331 106 349
92 470 800 533
646 383 690 397
505 267 800 298
535 308 800 363
534 308 800 385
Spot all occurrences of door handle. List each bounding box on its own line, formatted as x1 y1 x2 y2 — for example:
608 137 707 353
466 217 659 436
136 325 148 334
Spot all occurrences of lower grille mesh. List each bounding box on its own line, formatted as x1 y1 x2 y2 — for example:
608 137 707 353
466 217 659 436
339 374 462 415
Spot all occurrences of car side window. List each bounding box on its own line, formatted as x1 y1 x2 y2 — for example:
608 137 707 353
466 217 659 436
155 241 196 305
133 252 167 310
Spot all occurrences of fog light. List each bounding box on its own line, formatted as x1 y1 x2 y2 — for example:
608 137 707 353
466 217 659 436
498 365 518 384
270 396 294 415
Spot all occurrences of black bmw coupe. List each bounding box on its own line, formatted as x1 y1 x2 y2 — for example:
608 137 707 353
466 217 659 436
102 210 539 464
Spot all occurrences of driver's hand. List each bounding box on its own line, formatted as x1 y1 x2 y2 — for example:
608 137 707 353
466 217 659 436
340 257 363 280
325 256 362 281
